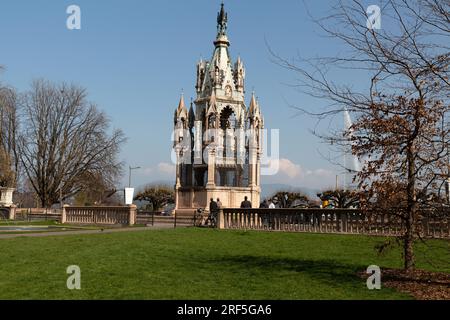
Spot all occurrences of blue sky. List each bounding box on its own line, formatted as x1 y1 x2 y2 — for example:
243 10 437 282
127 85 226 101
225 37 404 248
0 0 375 190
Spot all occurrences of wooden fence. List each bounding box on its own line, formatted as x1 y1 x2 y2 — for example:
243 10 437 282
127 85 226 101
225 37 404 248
219 208 450 239
62 205 137 226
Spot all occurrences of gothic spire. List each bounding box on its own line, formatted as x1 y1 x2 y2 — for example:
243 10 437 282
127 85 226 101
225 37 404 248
188 99 195 129
249 91 258 115
175 94 188 120
217 2 228 37
207 90 217 114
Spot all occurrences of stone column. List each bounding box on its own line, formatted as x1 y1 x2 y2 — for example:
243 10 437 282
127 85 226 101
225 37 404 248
174 149 181 211
217 209 224 229
175 149 181 188
128 204 137 226
194 120 203 165
256 154 261 188
189 189 194 209
8 205 16 220
206 149 216 188
248 130 257 188
61 204 69 224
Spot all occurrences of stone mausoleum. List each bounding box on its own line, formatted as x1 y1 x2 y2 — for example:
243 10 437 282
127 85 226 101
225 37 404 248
173 4 264 215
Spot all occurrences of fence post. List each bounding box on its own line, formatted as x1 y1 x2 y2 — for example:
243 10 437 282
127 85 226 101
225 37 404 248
61 204 68 224
128 205 137 226
217 209 224 229
8 205 16 220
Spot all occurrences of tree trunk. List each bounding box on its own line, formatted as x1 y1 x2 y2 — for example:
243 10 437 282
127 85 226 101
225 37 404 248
404 209 415 271
404 143 416 271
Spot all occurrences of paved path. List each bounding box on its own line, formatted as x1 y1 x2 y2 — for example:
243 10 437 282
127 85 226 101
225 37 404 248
0 224 182 239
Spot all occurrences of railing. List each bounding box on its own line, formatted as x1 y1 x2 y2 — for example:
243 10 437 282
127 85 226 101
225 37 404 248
10 208 61 221
62 205 137 226
136 211 200 227
219 208 450 239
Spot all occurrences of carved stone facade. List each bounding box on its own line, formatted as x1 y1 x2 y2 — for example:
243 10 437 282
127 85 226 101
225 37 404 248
173 4 263 214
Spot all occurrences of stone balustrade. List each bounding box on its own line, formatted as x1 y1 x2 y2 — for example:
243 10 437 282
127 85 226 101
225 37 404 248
62 205 137 226
219 208 450 239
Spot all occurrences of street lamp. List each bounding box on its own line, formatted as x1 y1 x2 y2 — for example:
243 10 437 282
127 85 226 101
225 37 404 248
128 166 141 188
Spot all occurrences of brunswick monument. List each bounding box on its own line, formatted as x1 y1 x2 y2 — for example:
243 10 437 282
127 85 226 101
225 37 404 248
173 4 264 215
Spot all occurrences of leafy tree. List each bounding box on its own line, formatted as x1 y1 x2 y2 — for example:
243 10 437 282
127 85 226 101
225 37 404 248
134 185 175 211
270 191 310 208
318 189 361 208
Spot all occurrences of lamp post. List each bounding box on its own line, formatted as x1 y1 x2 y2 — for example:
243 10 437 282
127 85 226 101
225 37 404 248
128 166 141 188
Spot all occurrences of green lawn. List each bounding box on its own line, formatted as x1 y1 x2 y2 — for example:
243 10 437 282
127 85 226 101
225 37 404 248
0 220 103 234
0 220 61 226
0 228 448 299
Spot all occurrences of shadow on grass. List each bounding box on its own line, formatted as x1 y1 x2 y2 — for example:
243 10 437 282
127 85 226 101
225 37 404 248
214 255 366 288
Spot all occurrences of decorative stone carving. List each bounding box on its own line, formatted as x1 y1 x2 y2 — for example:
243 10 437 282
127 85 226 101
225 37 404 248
0 187 14 207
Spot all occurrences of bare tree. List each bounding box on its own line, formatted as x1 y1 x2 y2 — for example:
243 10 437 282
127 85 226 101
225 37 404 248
73 170 120 206
18 79 126 207
0 69 19 187
272 0 449 271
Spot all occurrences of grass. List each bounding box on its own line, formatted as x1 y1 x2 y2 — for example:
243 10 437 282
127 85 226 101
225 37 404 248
0 220 102 234
0 220 61 226
0 228 448 299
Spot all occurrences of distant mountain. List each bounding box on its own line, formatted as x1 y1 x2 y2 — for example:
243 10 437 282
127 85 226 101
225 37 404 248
135 180 174 191
137 181 320 201
261 183 320 200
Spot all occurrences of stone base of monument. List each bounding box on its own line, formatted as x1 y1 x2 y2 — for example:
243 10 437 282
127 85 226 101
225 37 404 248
174 209 198 217
175 186 261 216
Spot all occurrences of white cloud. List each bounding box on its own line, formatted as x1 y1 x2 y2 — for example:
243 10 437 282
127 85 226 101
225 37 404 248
276 158 303 178
157 162 175 175
143 167 154 175
142 162 175 176
140 158 334 190
263 158 335 189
